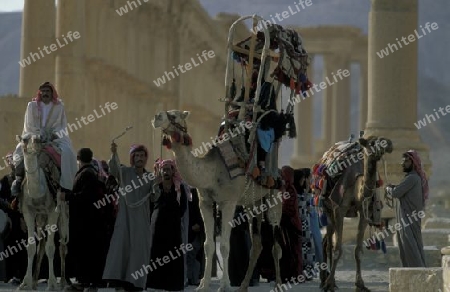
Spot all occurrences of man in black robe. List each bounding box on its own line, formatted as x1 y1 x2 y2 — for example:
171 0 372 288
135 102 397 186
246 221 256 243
187 188 205 286
66 148 108 291
147 159 187 291
0 153 27 285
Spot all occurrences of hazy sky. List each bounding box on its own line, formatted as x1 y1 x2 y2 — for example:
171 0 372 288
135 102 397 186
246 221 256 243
0 0 24 12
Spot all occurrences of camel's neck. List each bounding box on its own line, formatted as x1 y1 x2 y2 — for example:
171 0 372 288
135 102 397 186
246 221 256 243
170 141 207 188
23 152 42 194
363 155 378 190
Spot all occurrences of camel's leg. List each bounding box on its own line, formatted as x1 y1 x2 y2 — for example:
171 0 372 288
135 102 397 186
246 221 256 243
324 205 348 292
267 200 283 287
355 212 370 292
217 201 237 292
238 209 263 292
58 203 69 290
45 211 59 291
33 214 47 288
320 223 333 288
196 193 215 292
33 227 45 290
19 212 36 290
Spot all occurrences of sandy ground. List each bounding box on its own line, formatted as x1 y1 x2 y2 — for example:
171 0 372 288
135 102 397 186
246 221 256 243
0 241 390 291
0 270 389 291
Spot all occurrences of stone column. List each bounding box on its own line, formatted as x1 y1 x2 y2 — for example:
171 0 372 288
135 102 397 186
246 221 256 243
359 58 368 130
320 55 335 152
366 0 431 189
19 0 55 99
55 0 86 147
291 57 314 168
330 54 351 143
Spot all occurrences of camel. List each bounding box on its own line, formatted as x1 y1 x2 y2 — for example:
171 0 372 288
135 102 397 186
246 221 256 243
152 110 284 292
319 136 393 292
16 135 69 291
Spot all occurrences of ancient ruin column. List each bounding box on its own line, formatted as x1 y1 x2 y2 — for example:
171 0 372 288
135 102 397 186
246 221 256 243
321 54 352 147
320 55 335 152
19 0 55 99
291 57 314 168
366 0 431 212
330 54 351 143
359 58 368 130
55 0 86 147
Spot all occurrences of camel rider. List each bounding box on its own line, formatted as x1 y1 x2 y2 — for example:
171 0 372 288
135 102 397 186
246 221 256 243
11 82 78 200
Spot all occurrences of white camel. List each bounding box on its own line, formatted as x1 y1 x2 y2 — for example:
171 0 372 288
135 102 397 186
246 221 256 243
152 110 285 292
17 135 69 291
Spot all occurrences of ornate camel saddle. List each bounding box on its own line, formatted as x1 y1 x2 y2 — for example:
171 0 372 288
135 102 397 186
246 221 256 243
39 146 61 197
313 138 383 225
21 146 61 199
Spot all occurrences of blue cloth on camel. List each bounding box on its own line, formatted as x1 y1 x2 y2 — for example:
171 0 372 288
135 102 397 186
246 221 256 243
257 127 274 152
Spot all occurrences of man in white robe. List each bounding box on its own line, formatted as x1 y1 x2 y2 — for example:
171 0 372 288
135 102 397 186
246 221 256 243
11 82 78 197
102 143 155 291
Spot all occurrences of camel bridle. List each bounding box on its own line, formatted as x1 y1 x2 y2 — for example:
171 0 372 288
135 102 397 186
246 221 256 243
161 112 188 134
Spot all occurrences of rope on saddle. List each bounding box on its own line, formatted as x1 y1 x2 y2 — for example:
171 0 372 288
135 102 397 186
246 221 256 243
382 157 394 209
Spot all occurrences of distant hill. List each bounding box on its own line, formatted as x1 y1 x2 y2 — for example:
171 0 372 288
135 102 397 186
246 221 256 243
0 12 21 95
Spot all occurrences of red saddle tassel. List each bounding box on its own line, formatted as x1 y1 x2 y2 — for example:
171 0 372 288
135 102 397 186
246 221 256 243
162 136 172 149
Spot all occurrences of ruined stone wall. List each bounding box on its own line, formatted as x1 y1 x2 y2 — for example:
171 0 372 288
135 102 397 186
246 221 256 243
0 0 250 176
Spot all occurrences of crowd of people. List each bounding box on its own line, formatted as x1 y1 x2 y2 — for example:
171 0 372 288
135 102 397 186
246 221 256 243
0 81 428 291
0 151 325 291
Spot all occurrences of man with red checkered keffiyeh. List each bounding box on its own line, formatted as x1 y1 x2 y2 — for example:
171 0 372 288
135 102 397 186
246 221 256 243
102 143 155 291
11 82 78 199
385 150 428 267
146 159 188 291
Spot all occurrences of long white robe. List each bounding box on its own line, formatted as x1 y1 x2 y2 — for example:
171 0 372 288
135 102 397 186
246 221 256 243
102 153 153 289
13 100 77 190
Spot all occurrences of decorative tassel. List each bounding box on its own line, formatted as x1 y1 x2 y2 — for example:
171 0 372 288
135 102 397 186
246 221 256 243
252 167 260 178
183 133 192 146
290 77 295 90
267 176 275 188
287 113 296 138
172 132 181 143
162 136 172 149
376 178 384 188
230 78 237 100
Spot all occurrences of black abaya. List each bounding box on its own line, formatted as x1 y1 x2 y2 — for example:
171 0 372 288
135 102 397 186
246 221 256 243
147 184 187 291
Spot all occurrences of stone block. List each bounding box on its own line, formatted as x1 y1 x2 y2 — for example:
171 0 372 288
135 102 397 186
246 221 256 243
422 229 450 249
337 245 441 270
389 267 443 292
442 251 450 292
424 218 450 229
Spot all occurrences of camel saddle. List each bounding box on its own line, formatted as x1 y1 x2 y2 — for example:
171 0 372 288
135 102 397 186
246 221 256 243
26 146 61 198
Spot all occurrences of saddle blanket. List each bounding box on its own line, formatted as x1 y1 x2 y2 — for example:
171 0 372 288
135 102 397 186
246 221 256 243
43 145 61 168
217 140 245 180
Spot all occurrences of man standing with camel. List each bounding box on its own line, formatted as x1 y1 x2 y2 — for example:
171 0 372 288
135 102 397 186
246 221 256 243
386 150 428 267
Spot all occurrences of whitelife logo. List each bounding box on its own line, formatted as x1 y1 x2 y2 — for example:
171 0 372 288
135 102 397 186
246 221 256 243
414 104 450 129
19 31 81 68
152 50 216 87
55 102 118 138
190 121 253 157
376 22 439 59
251 0 313 34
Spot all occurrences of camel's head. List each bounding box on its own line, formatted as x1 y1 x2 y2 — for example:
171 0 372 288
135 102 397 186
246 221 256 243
152 110 190 135
359 136 393 161
16 134 43 155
